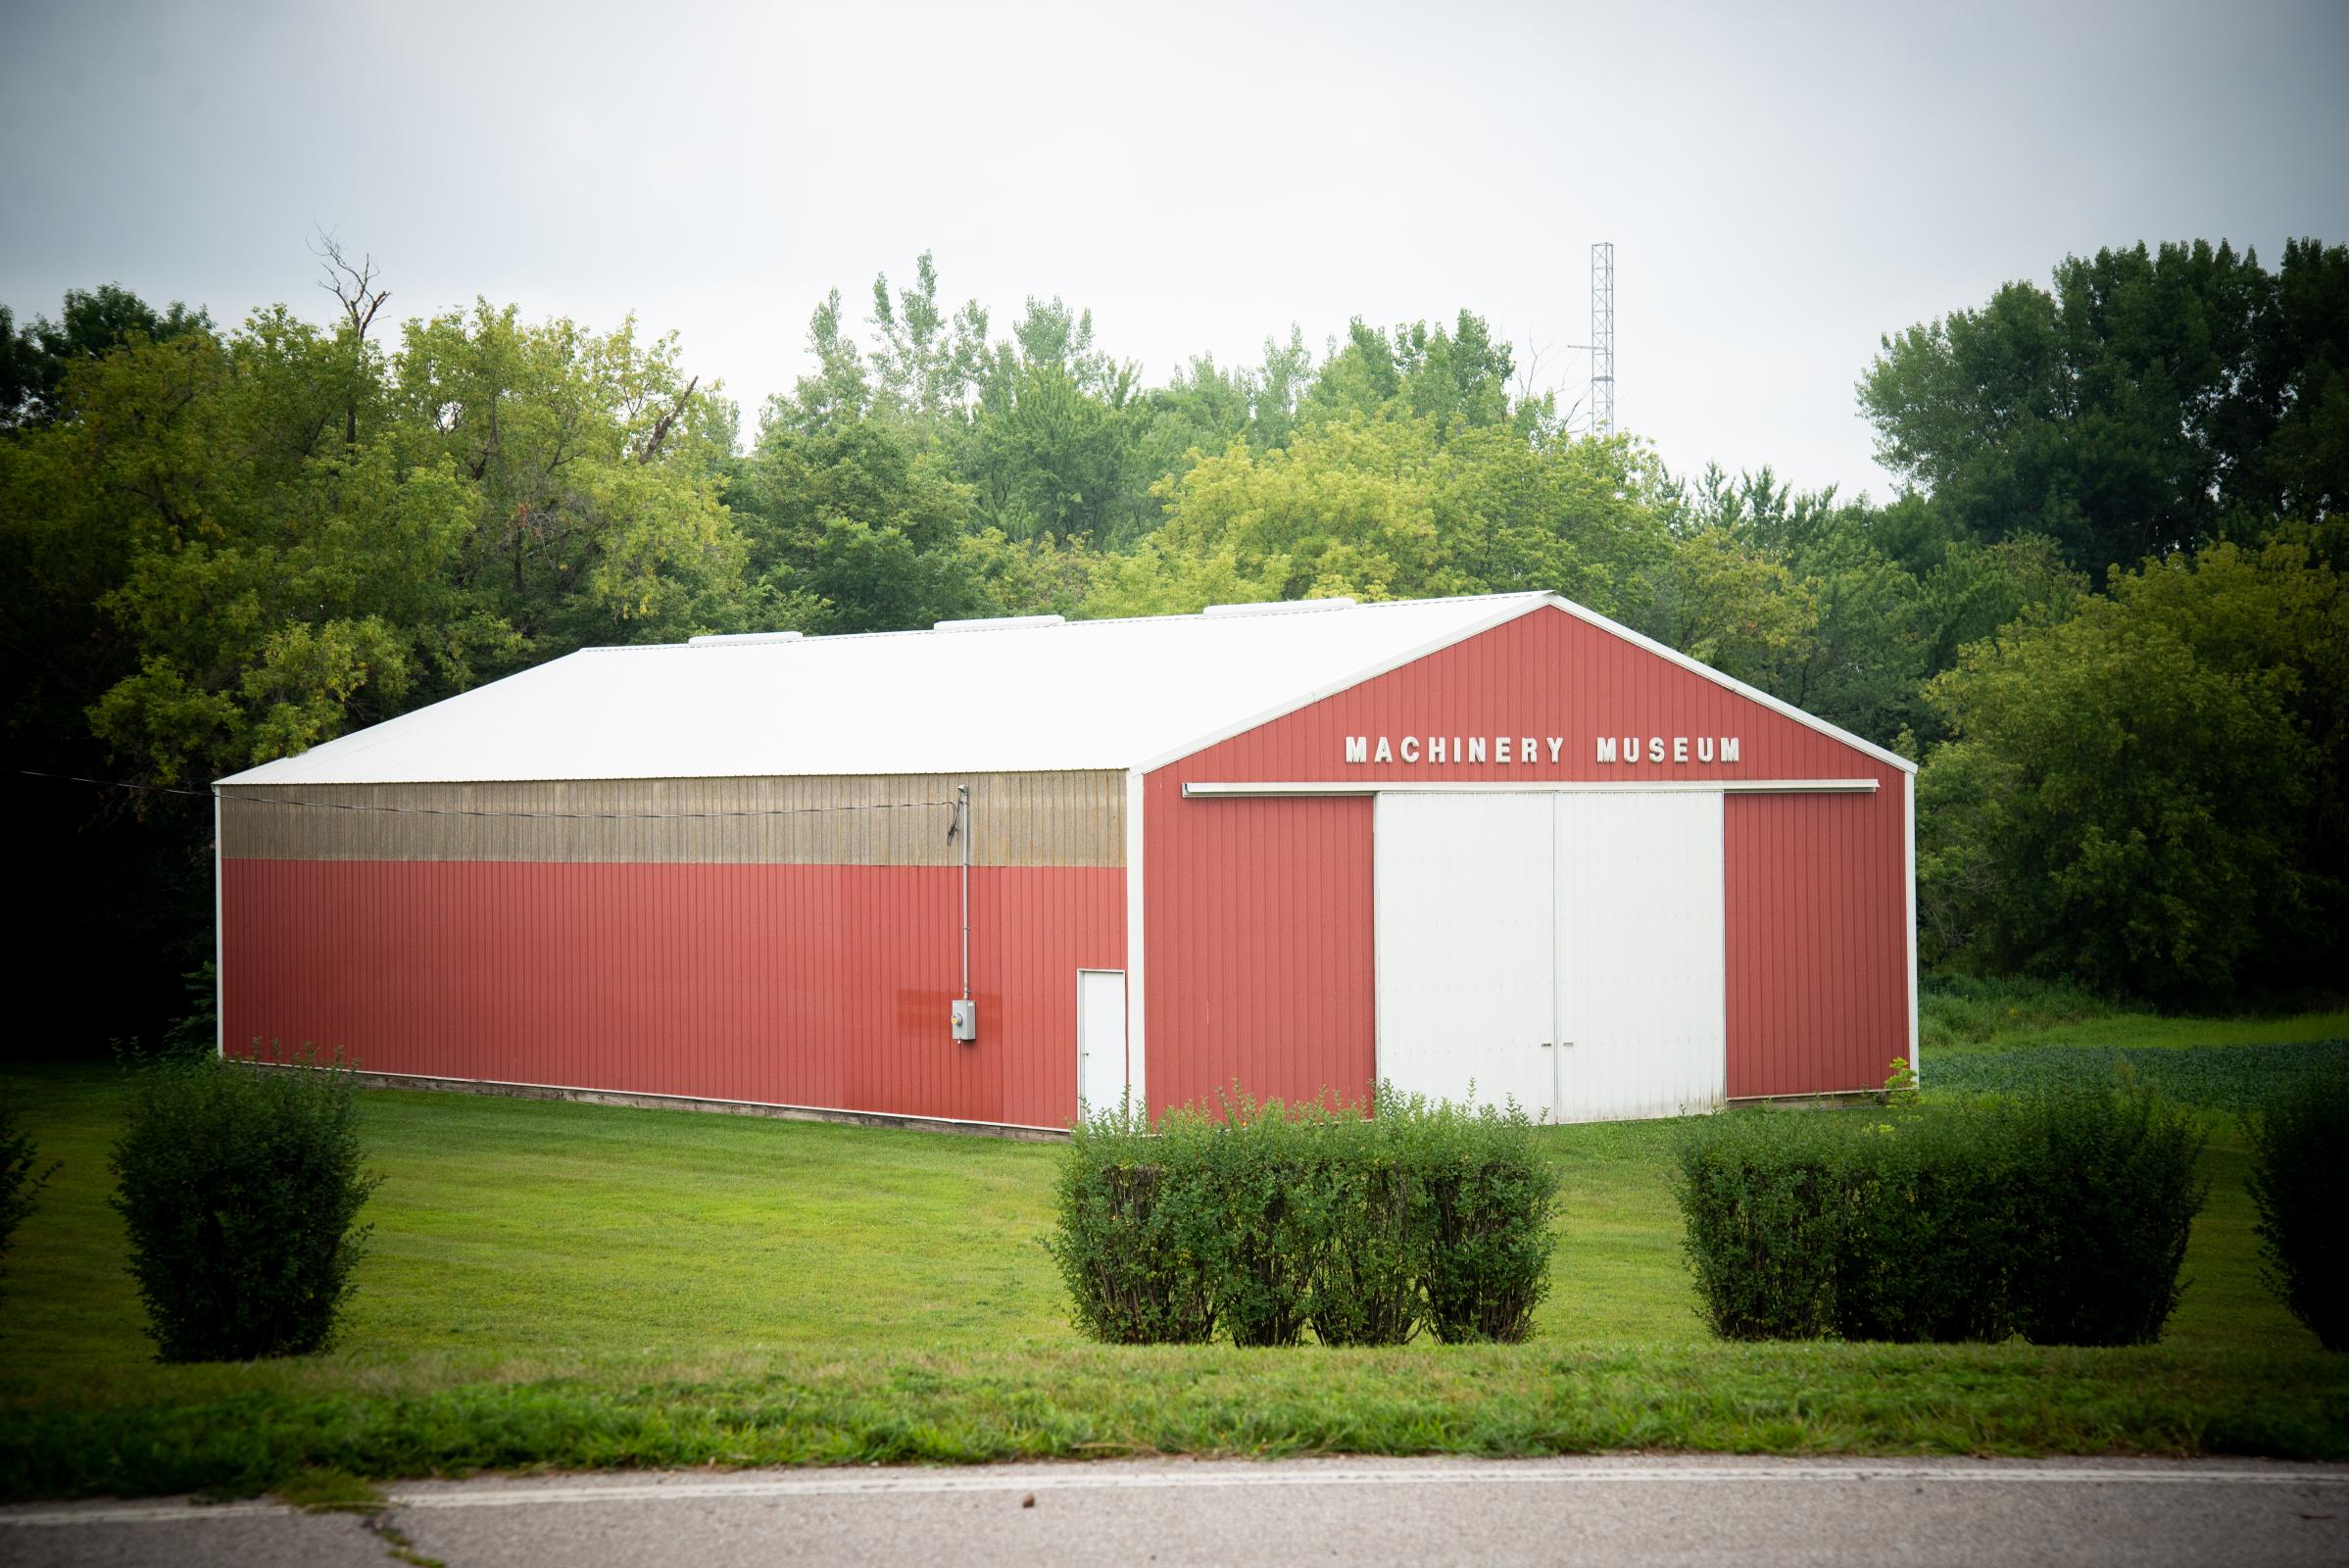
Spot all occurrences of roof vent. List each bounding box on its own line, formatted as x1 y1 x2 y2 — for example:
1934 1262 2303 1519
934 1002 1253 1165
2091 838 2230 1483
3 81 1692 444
687 630 806 647
931 613 1067 632
1201 597 1358 617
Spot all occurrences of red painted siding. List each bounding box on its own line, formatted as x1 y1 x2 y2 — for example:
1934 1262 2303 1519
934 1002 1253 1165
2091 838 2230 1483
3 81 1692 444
221 860 1123 1128
1140 788 1377 1114
1724 793 1910 1098
1144 603 1908 1115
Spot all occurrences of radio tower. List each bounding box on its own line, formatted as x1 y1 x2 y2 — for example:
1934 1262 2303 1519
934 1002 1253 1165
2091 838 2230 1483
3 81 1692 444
1588 241 1616 437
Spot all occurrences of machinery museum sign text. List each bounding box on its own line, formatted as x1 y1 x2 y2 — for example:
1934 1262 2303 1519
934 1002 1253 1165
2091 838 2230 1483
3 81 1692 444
1343 734 1743 765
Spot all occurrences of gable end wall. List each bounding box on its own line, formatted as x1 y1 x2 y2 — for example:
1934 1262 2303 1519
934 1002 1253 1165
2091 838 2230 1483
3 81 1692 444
1141 605 1911 1114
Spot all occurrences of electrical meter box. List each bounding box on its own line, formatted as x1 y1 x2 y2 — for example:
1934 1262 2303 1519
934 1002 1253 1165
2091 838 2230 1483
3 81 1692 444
950 1000 978 1042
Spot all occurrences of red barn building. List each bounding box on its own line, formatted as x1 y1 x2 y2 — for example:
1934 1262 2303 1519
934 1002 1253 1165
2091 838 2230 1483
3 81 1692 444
216 593 1917 1132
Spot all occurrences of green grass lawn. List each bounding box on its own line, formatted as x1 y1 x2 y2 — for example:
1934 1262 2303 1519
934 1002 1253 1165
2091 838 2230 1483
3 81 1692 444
1918 973 2349 1056
2 1038 2344 1501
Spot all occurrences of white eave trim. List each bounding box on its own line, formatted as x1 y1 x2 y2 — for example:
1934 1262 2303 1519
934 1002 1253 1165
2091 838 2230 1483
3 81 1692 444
1133 595 1554 773
1182 779 1882 798
1136 594 1918 778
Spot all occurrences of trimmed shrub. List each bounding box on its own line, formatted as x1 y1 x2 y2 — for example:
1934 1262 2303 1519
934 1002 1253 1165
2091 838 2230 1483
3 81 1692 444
1302 1134 1423 1348
1999 1087 2207 1347
1673 1113 1841 1340
1675 1090 2204 1347
1204 1099 1316 1347
1832 1113 2019 1344
1 1095 60 1311
2247 1072 2348 1350
1409 1097 1561 1344
1047 1088 1562 1348
1044 1104 1220 1344
108 1050 380 1362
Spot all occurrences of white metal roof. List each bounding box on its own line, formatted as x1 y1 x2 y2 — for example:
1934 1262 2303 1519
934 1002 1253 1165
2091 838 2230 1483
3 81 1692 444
218 591 1913 787
217 595 1530 785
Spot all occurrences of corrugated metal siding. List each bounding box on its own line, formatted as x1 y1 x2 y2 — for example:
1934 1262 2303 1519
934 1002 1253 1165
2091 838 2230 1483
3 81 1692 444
1725 791 1910 1098
1141 780 1377 1116
221 860 1123 1128
1147 604 1907 1115
220 772 1123 866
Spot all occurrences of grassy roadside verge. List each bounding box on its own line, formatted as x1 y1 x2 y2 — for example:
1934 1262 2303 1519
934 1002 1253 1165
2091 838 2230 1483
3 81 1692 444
2 1041 2342 1502
5 1343 2344 1499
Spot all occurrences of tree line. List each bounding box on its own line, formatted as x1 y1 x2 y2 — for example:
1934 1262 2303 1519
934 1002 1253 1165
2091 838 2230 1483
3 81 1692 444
3 237 2343 1045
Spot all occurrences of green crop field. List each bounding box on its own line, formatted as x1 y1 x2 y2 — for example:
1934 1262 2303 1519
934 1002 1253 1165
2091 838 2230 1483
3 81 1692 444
2 1024 2345 1502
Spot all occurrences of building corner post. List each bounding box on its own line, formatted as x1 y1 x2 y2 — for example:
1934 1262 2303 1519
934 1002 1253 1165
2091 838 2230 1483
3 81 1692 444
1124 767 1147 1124
213 789 224 1059
1904 768 1919 1086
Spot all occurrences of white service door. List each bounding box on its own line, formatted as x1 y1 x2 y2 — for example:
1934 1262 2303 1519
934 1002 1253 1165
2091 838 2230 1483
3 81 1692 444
1374 793 1557 1115
1551 792 1727 1121
1076 968 1128 1118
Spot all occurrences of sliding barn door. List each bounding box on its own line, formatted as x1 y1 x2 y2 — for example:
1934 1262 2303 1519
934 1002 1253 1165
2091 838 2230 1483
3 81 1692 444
1374 793 1555 1115
1373 790 1727 1122
1551 792 1727 1120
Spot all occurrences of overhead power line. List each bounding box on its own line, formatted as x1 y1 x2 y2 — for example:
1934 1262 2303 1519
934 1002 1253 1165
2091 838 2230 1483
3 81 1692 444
13 768 956 822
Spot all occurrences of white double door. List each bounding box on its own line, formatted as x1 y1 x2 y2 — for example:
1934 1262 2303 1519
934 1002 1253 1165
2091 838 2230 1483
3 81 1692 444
1374 791 1727 1122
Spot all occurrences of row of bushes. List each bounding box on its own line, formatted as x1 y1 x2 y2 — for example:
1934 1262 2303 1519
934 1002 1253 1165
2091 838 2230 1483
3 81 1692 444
7 1050 2338 1361
1674 1086 2209 1346
1046 1091 1561 1346
2249 1071 2347 1351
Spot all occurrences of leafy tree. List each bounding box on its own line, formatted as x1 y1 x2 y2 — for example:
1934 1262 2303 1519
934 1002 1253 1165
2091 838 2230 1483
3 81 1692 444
390 303 743 655
772 287 878 437
1917 541 2344 1003
0 288 236 1050
1860 240 2348 573
1299 312 1547 440
62 301 741 790
2253 239 2349 526
1090 415 1672 622
731 416 981 633
1640 524 1817 697
866 251 990 423
962 298 1147 545
1129 355 1256 488
0 284 211 428
1248 326 1316 452
956 525 1101 620
1668 468 2084 748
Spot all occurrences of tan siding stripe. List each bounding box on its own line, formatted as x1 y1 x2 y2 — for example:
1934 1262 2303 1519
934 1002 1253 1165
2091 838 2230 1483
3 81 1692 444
220 771 1126 868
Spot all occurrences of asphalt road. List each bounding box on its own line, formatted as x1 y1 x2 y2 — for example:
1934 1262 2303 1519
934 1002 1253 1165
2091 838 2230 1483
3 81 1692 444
3 1455 2345 1568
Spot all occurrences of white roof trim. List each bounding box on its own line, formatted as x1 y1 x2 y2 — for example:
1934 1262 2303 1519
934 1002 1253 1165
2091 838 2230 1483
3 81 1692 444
1141 594 1916 776
1181 779 1883 797
1134 595 1551 771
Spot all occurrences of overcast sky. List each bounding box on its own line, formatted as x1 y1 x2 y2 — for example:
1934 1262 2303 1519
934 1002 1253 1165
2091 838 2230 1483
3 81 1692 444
4 0 2345 499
